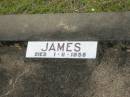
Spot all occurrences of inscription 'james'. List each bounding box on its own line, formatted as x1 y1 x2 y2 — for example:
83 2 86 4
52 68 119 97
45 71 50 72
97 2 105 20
41 42 81 52
26 41 97 59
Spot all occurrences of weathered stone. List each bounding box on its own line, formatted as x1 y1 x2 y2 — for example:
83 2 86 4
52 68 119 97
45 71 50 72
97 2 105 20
0 43 130 97
0 12 130 41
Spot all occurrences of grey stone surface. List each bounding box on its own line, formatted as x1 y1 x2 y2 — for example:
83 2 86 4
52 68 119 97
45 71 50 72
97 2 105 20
0 43 130 97
0 12 130 41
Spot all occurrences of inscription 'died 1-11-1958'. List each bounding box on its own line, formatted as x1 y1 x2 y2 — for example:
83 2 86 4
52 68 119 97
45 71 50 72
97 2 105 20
26 41 98 59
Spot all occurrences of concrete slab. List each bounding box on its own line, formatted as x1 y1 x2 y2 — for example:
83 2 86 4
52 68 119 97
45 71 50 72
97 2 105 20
0 12 130 41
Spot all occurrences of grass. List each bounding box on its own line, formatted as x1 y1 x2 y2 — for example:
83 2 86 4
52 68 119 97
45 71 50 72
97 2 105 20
0 0 130 14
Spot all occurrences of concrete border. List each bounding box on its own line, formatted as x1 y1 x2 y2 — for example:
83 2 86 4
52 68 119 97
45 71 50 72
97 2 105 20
0 12 130 41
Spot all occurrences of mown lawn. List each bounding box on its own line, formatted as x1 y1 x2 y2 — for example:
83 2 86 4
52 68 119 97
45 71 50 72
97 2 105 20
0 0 130 14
